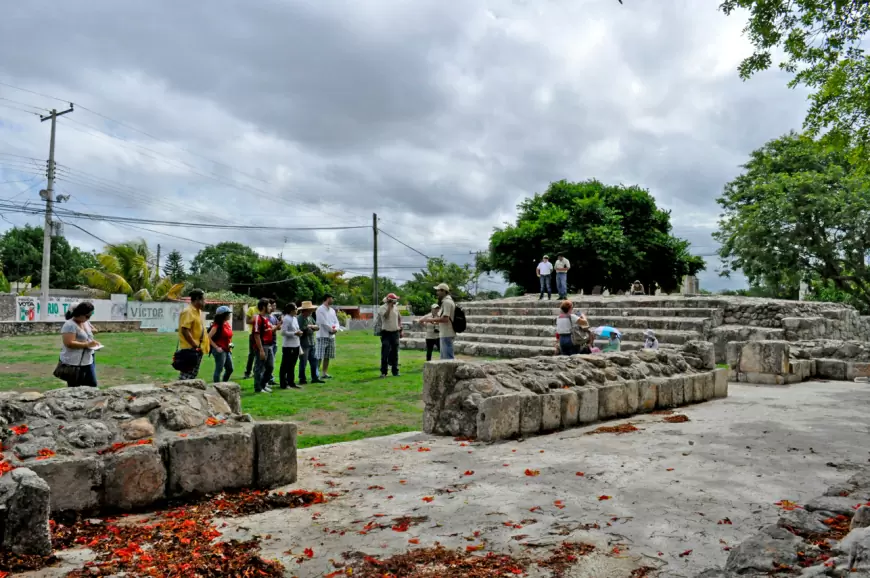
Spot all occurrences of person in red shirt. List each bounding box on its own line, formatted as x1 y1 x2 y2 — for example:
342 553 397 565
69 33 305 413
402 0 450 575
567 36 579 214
208 305 234 383
251 298 275 394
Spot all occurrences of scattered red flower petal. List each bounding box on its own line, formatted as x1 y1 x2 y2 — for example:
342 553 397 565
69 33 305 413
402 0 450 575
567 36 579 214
575 472 584 476
679 549 693 557
303 547 314 558
96 438 152 456
663 414 690 423
417 447 431 452
9 425 28 436
774 500 803 511
422 496 434 503
587 423 639 435
598 495 612 501
524 469 540 477
718 518 732 525
463 470 474 476
408 538 419 544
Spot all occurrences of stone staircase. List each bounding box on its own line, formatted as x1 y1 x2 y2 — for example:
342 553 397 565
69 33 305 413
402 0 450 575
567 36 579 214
400 295 870 362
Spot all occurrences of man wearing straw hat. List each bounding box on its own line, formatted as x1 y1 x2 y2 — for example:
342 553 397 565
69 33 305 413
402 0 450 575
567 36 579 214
297 301 323 384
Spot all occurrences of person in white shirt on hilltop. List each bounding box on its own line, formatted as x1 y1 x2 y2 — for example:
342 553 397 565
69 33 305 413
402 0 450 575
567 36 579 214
316 294 339 380
536 255 554 300
554 254 571 300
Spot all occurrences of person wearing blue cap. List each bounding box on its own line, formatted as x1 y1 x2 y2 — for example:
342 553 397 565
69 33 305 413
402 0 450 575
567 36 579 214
208 305 235 383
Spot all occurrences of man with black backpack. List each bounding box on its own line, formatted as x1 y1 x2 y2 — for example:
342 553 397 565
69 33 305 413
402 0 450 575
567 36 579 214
421 283 465 360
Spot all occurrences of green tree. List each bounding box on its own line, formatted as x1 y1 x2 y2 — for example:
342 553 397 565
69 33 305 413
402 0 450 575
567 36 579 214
190 242 260 275
721 1 870 159
715 132 870 313
401 258 473 315
0 225 97 288
80 240 184 301
0 262 9 293
343 275 402 305
163 250 187 283
481 180 705 294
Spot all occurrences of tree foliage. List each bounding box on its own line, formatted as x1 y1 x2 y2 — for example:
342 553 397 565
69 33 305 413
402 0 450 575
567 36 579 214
401 258 473 315
163 250 187 283
80 240 184 301
481 180 705 294
715 132 870 313
721 0 870 159
0 225 97 289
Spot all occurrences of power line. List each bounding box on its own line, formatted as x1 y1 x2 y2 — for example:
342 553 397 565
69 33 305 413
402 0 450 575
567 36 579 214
378 228 430 260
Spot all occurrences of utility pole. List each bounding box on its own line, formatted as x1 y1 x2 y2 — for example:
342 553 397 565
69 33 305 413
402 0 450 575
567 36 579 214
38 105 74 321
155 244 161 282
372 213 379 309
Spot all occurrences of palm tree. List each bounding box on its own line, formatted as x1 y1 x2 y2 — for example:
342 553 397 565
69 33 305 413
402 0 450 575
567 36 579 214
80 240 184 301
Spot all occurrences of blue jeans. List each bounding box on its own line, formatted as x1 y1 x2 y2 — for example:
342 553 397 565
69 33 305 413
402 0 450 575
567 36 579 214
440 337 455 360
556 272 568 297
299 345 319 382
212 349 234 383
253 347 275 392
539 274 551 299
558 334 575 355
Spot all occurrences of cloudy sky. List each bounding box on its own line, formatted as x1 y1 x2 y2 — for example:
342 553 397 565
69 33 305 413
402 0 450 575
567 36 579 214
0 0 808 292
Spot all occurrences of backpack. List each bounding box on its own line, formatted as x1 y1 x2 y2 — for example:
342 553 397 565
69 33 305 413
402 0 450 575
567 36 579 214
452 305 467 334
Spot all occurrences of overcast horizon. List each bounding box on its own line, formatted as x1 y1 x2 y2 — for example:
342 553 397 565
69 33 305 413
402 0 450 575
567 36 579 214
0 0 808 292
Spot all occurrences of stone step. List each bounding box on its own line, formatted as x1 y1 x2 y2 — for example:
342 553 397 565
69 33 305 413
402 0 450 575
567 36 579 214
405 327 699 345
463 315 711 332
399 337 674 358
460 297 728 310
459 305 722 320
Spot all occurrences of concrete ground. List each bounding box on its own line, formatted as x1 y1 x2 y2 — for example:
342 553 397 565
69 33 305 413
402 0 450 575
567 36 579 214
24 379 870 577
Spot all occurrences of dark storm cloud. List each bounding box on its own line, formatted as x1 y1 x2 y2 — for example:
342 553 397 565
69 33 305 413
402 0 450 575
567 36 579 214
0 0 812 289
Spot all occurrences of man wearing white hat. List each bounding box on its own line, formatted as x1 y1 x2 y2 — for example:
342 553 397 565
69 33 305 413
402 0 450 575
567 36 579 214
421 283 456 360
378 293 403 378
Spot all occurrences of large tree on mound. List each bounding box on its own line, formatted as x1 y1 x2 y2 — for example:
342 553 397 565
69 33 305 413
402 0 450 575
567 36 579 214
715 132 870 313
480 180 705 294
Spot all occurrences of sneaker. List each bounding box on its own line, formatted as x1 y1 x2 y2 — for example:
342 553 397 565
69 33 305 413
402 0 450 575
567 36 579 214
263 386 273 393
289 384 302 389
242 373 252 380
312 378 326 384
299 380 308 385
322 374 334 379
380 374 387 379
279 384 288 390
392 373 401 377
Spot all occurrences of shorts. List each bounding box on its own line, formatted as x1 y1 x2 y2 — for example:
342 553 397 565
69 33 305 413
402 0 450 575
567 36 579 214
316 337 336 360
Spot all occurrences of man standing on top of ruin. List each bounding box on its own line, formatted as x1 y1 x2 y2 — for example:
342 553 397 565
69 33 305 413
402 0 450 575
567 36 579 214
554 254 571 300
536 256 553 300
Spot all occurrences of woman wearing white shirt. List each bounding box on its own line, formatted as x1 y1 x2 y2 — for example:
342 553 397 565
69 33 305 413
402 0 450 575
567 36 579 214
279 303 304 389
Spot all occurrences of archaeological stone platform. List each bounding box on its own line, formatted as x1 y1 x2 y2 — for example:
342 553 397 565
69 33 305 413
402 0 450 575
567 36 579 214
423 341 728 441
0 379 297 556
402 295 870 363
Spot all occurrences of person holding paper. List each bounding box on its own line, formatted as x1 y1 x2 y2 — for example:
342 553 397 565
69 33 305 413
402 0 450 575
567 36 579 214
59 302 100 387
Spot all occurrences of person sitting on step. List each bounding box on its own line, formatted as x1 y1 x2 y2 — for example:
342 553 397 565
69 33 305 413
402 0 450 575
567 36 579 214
643 329 659 350
630 280 645 295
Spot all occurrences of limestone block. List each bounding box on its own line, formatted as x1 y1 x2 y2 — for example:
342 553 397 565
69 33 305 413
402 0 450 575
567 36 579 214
788 360 814 382
540 394 562 431
598 383 627 419
127 397 160 415
682 375 696 405
28 456 103 513
476 395 521 442
423 361 461 406
624 381 639 414
559 390 579 429
254 421 298 488
725 341 746 369
738 372 787 385
213 383 242 414
165 430 255 497
61 421 113 449
815 359 847 380
738 341 790 375
519 395 542 436
700 372 715 401
653 378 675 409
637 379 657 413
724 526 802 574
853 506 870 531
204 392 232 416
847 362 870 381
681 341 716 370
0 468 51 556
102 444 166 510
713 368 729 398
576 387 599 424
159 405 206 431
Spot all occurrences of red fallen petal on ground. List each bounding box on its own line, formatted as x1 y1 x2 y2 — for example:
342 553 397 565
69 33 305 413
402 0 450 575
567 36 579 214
367 486 385 490
459 443 468 447
774 500 803 511
463 471 474 476
422 496 434 503
408 538 420 544
679 549 693 557
598 495 612 501
529 506 542 513
666 468 674 471
303 547 314 558
466 543 485 552
576 472 584 476
399 480 407 484
524 469 540 477
10 425 28 436
718 518 732 525
347 466 356 470
417 447 431 452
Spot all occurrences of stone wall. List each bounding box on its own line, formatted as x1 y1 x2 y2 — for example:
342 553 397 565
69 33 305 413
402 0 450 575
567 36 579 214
727 340 870 384
0 379 297 515
423 341 728 441
0 320 151 338
0 294 15 322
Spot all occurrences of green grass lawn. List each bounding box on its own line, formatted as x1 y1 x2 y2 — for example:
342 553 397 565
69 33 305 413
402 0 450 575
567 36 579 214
0 330 433 448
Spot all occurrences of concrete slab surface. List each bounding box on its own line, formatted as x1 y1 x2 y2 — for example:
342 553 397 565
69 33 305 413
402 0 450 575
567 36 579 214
209 380 870 577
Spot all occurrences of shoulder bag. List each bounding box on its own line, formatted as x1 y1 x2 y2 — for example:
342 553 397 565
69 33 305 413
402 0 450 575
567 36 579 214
172 326 205 372
53 348 87 383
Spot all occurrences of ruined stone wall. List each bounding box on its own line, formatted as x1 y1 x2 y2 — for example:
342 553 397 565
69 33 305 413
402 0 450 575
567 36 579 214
0 320 150 338
423 341 728 441
0 295 15 323
0 379 297 515
721 299 869 339
727 339 870 384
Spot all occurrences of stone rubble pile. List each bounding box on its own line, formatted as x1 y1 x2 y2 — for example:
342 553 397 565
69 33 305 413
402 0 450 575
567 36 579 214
0 379 297 556
423 340 727 441
697 469 870 577
728 340 870 384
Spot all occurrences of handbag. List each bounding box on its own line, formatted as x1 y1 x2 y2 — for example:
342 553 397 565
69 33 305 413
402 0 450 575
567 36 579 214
53 349 87 383
172 326 205 372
